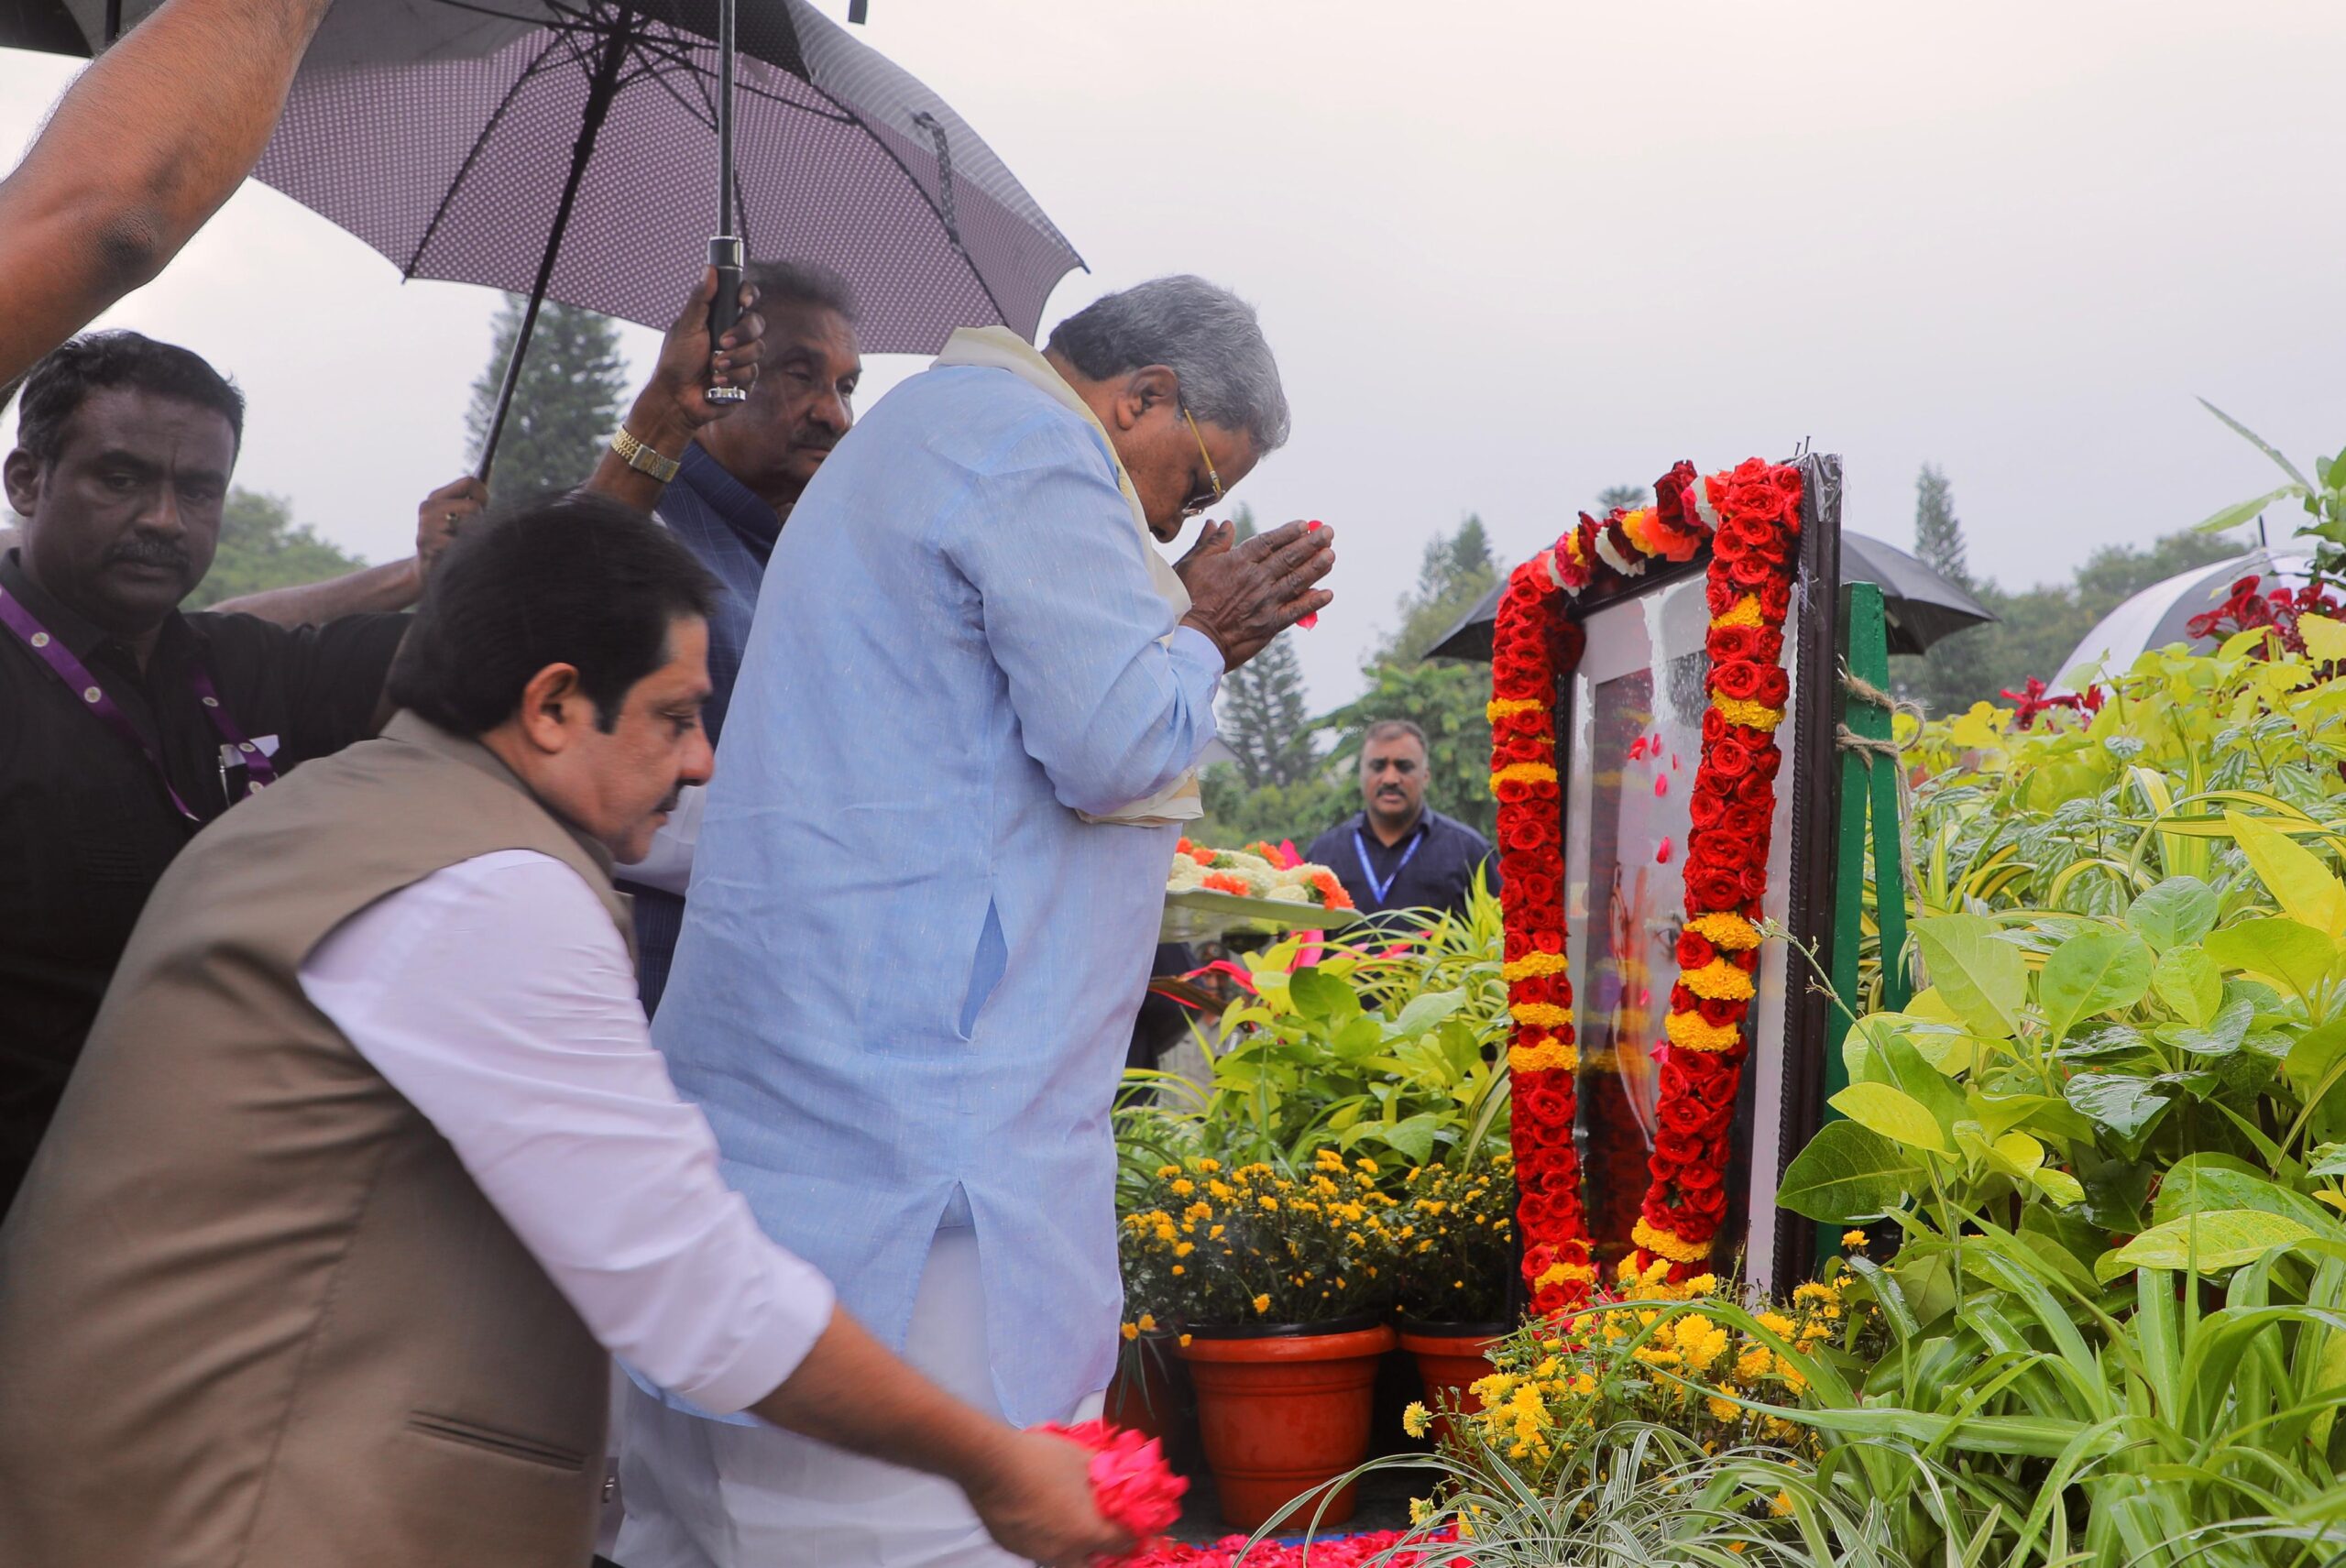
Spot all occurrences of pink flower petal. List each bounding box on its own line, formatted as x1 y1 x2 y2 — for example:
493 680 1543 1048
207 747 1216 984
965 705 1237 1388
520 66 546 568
1656 835 1673 863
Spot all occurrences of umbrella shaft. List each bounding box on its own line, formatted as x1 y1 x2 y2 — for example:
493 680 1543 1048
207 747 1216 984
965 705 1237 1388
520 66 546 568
717 0 736 236
477 18 634 484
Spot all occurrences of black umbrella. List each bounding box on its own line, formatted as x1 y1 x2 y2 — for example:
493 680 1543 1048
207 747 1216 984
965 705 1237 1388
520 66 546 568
1423 530 1997 662
16 0 1082 480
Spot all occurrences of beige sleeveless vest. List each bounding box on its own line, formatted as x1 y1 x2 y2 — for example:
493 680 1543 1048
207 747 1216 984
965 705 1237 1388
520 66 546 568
0 712 631 1567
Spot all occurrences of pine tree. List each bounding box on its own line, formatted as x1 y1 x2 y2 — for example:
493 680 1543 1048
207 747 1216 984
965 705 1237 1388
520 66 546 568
1905 463 1995 718
1913 464 1969 588
1381 512 1500 664
1594 483 1650 512
465 295 630 501
1216 508 1321 790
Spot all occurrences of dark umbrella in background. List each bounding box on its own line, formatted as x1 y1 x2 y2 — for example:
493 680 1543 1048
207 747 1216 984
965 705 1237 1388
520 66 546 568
1422 530 1997 662
12 0 1082 481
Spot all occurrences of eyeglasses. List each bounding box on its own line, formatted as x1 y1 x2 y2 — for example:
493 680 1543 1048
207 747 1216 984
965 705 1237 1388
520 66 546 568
1179 403 1223 519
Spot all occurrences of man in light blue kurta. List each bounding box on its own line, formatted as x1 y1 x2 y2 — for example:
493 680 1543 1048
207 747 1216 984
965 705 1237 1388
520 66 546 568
617 277 1334 1568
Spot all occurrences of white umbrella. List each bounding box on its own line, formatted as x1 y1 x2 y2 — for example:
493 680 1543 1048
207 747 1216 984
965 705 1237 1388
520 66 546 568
2056 547 2319 689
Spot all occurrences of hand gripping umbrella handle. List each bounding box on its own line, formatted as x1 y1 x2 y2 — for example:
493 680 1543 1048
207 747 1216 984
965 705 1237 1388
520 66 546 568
707 235 747 405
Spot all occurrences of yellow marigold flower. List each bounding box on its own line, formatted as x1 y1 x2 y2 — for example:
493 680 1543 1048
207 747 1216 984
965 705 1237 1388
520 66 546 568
1630 1217 1712 1264
1508 1001 1573 1029
1684 911 1762 950
1136 1313 1156 1333
1486 696 1545 721
1173 1241 1195 1258
1630 1346 1682 1368
1489 762 1559 791
1664 1009 1742 1052
1401 1401 1431 1440
1770 1490 1795 1519
1207 1180 1234 1201
1355 1157 1378 1174
1155 1165 1180 1179
1178 1333 1193 1348
1841 1228 1869 1249
1252 1293 1272 1314
1736 1345 1773 1381
1683 1272 1718 1295
1121 1321 1139 1342
1208 1224 1224 1240
1195 1157 1219 1174
1713 595 1764 629
1711 694 1786 730
1707 1392 1739 1422
1169 1179 1195 1197
1499 951 1571 981
1682 959 1756 1003
1755 1311 1796 1339
1507 1036 1579 1073
1259 1196 1279 1212
1572 1372 1596 1396
1793 1281 1841 1307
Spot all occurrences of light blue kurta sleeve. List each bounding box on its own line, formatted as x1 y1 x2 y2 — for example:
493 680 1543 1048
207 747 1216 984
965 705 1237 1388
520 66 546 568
941 450 1225 818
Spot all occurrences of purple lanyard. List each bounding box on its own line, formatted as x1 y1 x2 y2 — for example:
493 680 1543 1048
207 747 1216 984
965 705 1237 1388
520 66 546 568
0 584 278 824
1354 825 1425 906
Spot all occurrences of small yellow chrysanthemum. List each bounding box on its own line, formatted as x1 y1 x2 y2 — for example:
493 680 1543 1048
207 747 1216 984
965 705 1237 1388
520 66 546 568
1401 1401 1431 1440
1135 1313 1156 1333
1252 1293 1272 1314
1841 1228 1869 1249
1770 1490 1795 1519
1120 1321 1139 1342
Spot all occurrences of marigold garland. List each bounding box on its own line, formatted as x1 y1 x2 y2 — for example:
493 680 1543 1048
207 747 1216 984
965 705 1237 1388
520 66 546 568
1492 457 1803 1305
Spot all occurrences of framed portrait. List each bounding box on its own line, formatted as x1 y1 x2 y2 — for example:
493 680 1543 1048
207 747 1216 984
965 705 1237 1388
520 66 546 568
1550 454 1844 1293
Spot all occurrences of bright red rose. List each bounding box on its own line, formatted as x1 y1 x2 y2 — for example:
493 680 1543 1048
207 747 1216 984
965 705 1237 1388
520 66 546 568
1710 660 1762 702
1674 930 1715 969
1688 789 1727 830
1720 803 1767 839
1749 665 1790 707
1707 624 1758 663
1728 553 1777 589
1686 870 1742 912
1709 734 1753 780
1696 996 1746 1028
1758 576 1793 621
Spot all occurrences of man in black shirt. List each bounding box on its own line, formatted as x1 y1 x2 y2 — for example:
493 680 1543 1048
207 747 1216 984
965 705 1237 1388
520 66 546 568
0 333 417 1210
1305 718 1499 922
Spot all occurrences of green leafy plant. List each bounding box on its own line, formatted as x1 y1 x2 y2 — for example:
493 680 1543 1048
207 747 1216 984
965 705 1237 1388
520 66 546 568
2191 400 2346 578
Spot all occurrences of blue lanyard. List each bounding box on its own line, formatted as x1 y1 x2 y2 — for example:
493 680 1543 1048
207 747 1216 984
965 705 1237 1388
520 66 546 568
1354 824 1424 907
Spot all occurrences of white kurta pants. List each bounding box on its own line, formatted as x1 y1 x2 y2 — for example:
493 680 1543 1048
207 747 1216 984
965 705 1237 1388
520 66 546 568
613 1222 1104 1568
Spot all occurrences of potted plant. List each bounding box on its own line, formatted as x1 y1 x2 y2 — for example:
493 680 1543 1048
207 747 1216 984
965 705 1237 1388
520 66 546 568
1122 1149 1400 1530
1391 1151 1516 1447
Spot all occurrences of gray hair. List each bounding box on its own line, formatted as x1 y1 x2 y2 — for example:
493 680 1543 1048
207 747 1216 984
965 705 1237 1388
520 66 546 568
746 258 858 322
1045 275 1289 455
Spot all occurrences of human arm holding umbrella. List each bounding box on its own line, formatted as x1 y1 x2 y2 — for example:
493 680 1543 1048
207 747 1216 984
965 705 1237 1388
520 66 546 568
0 0 336 387
586 267 766 515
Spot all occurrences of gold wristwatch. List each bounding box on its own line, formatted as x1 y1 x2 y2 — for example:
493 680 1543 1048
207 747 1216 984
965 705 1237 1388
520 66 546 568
609 427 683 485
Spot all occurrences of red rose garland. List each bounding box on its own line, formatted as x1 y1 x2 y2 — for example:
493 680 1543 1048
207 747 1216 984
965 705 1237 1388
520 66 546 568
1493 458 1803 1304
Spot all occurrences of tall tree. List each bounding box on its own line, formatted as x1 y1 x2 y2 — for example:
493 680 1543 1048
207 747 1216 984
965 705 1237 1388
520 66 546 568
465 296 630 500
1594 483 1650 512
1904 464 1997 718
1912 463 1969 587
185 488 367 609
1216 509 1321 791
1379 512 1498 665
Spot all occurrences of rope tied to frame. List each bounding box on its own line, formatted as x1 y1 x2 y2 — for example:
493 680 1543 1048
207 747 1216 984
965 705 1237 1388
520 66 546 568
1834 665 1924 770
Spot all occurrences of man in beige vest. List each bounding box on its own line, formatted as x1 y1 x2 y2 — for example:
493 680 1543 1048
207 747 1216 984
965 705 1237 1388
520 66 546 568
0 492 1128 1568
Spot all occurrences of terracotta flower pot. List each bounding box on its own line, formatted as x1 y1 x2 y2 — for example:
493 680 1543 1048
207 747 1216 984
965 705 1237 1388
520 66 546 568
1178 1315 1396 1530
1104 1330 1185 1450
1395 1319 1507 1449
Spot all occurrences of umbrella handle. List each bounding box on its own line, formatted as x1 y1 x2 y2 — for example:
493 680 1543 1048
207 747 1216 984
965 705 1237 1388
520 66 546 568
707 235 747 405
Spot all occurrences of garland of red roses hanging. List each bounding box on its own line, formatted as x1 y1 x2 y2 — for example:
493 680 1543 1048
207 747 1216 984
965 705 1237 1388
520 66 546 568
1493 458 1803 1309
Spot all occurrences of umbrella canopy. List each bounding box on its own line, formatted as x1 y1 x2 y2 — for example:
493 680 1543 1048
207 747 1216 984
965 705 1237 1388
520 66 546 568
1422 530 1997 662
248 0 1082 351
2057 547 2317 686
25 0 544 66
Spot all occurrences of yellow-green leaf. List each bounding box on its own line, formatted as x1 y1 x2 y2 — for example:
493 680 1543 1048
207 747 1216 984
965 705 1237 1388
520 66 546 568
2305 615 2346 666
2225 810 2346 938
1831 1082 1953 1154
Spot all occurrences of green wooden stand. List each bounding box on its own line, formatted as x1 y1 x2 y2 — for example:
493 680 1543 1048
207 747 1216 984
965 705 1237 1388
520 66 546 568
1819 582 1911 1255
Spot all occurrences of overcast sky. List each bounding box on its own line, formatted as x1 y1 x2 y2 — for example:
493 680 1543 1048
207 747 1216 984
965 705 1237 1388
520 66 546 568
5 1 2342 706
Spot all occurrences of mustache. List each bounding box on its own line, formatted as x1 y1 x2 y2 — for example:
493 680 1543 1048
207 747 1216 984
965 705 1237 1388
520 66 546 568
104 535 192 573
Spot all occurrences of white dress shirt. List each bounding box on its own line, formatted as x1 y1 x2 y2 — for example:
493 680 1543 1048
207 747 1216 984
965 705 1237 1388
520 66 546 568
298 849 834 1416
